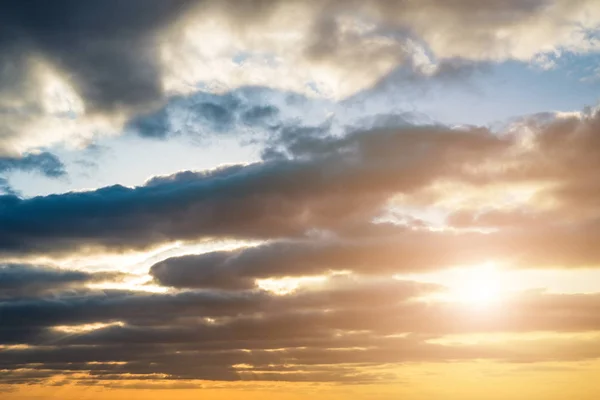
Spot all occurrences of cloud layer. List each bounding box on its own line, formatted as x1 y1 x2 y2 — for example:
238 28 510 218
3 107 600 386
2 0 599 154
2 0 600 392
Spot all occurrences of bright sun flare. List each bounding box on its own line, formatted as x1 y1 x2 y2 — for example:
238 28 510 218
450 262 504 306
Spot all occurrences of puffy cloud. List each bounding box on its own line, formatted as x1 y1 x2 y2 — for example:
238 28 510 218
0 1 201 154
158 0 600 103
3 0 599 154
0 0 194 112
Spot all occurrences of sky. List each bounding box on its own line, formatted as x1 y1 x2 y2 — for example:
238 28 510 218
2 1 600 399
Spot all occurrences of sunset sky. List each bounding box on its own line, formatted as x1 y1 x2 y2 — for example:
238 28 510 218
2 1 600 399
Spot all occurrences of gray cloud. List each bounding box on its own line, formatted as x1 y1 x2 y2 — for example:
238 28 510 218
0 264 124 299
0 152 65 177
0 277 440 335
126 87 279 140
6 109 600 385
3 0 576 154
1 0 580 118
0 123 508 255
149 232 483 290
1 282 600 385
2 1 600 390
0 151 65 194
0 0 196 114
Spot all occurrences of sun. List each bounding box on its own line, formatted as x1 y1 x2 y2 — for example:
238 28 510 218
449 262 504 306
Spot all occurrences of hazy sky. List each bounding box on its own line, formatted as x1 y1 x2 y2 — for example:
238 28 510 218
2 1 600 399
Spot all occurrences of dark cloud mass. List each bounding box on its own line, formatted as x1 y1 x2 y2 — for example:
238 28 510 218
4 106 600 386
0 123 509 255
3 0 600 391
2 0 590 155
148 233 485 290
0 0 195 113
0 264 122 298
0 0 589 118
2 277 600 384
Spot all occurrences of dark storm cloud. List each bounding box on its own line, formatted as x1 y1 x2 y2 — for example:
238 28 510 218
0 123 508 255
0 0 196 114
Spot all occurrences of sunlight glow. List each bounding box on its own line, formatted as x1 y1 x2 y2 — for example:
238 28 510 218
86 275 169 293
52 321 125 334
449 262 504 306
256 276 329 295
